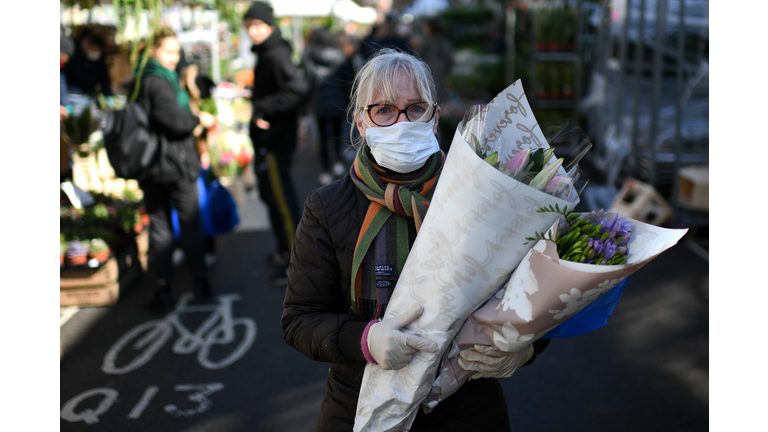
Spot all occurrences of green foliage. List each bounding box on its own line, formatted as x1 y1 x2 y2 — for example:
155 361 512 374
441 7 494 22
60 235 70 255
88 238 110 254
441 7 496 48
62 106 94 145
523 204 581 245
122 188 142 203
483 152 499 169
198 98 218 116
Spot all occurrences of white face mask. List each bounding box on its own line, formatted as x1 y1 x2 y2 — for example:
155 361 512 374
85 50 101 61
365 119 440 173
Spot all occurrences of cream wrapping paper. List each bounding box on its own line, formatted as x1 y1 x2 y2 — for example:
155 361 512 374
421 211 689 411
353 81 575 432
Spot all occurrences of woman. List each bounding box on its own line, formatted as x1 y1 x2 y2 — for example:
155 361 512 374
281 49 549 431
133 28 217 311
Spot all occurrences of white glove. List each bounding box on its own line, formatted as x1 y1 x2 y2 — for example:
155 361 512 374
367 306 439 370
457 344 534 379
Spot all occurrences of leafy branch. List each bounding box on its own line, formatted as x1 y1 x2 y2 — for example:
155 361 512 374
523 204 583 245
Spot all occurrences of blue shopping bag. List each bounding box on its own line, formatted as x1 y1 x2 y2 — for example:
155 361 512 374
208 177 240 235
541 277 631 339
171 168 239 241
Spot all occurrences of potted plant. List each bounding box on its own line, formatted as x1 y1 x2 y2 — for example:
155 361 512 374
88 238 111 264
66 240 89 266
60 234 69 266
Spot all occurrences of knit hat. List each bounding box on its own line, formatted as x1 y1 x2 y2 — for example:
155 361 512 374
60 35 75 55
243 1 274 26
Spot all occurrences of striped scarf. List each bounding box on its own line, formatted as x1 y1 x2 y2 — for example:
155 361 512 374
350 146 444 320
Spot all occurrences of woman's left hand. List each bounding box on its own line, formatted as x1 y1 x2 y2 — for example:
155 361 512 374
457 345 533 379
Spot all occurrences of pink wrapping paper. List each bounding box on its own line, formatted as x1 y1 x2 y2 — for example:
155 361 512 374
422 211 688 411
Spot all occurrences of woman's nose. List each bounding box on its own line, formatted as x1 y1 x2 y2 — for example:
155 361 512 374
394 110 409 124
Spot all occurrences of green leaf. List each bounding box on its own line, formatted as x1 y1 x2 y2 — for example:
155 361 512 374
530 148 544 172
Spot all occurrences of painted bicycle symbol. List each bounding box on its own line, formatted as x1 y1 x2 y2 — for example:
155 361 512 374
102 293 256 375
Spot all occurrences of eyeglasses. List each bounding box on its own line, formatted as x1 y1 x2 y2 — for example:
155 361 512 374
364 102 437 127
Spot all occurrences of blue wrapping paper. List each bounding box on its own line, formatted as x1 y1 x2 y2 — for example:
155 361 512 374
542 276 631 339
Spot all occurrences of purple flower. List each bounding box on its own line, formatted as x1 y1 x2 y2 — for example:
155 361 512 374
610 216 632 237
603 239 617 260
596 217 612 235
589 238 604 256
616 246 628 256
66 241 88 258
596 215 633 240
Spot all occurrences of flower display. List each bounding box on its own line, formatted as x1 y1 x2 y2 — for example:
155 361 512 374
208 131 254 179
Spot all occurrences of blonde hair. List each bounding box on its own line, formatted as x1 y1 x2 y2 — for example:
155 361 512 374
347 48 438 148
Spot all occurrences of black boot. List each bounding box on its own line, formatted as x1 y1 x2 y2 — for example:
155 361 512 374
146 281 174 312
193 276 212 300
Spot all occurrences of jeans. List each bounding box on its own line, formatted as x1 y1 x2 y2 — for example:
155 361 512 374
141 178 206 282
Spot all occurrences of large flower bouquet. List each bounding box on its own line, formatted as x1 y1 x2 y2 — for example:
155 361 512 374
353 81 688 432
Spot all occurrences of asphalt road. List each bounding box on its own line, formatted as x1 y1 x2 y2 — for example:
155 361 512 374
60 125 709 431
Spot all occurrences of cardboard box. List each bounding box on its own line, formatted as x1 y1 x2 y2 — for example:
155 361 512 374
678 166 708 211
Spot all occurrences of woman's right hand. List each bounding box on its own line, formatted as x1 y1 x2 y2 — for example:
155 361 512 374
366 306 438 370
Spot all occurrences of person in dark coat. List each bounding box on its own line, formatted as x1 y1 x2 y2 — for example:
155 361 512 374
133 28 217 310
242 1 308 285
281 49 550 432
414 18 454 103
63 28 114 99
302 27 354 185
361 13 415 61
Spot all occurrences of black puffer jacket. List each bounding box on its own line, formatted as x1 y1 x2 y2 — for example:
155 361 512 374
282 168 544 431
250 28 309 154
133 75 200 184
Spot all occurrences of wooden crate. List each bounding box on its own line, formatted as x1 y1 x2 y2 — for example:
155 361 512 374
60 282 119 308
60 241 141 307
608 178 672 226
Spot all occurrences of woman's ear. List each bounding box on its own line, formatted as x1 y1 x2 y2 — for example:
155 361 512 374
354 112 366 137
432 106 441 134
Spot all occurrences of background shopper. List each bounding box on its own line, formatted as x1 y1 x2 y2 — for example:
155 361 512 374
132 28 217 310
242 1 308 285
